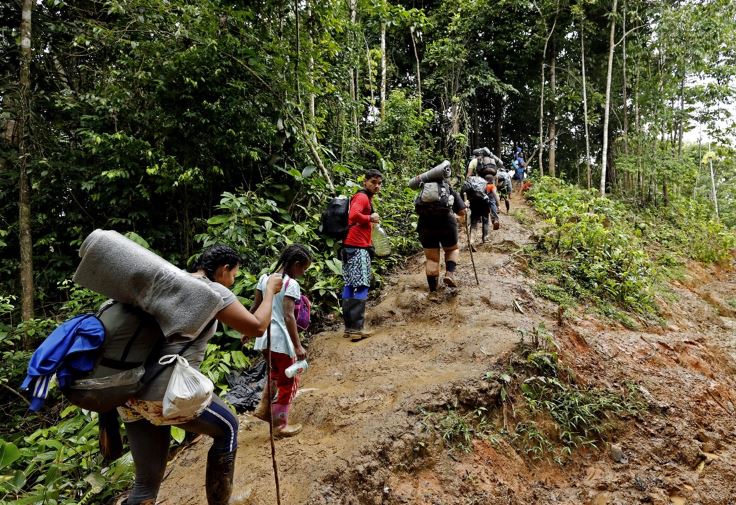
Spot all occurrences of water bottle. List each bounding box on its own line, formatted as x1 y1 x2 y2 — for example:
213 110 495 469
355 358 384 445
372 224 392 257
285 360 308 378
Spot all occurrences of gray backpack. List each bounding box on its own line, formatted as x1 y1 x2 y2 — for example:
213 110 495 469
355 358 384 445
415 180 454 216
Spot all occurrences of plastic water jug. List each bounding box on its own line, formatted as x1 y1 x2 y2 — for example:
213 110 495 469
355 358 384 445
372 225 392 257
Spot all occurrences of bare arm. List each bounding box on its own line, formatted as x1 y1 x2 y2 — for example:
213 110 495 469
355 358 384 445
217 274 282 341
283 296 306 360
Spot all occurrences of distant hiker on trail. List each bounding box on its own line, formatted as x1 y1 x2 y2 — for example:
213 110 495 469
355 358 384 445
484 174 501 230
341 168 383 341
117 245 283 505
512 147 527 193
460 174 491 244
466 147 498 179
251 244 312 438
496 167 512 213
413 164 467 297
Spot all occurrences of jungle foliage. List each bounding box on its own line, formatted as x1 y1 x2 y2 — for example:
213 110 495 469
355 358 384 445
0 0 735 503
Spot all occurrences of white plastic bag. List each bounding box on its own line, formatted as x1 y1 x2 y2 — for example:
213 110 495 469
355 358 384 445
159 354 214 419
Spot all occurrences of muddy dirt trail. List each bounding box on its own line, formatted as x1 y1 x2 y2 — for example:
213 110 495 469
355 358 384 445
156 194 736 505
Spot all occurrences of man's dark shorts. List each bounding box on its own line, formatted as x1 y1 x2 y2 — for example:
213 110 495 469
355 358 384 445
417 214 459 249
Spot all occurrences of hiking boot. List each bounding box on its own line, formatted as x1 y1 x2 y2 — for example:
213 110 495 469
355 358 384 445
206 450 236 505
114 492 156 505
348 328 373 342
343 299 371 341
274 423 303 438
251 387 271 422
443 273 457 288
492 220 500 230
427 291 441 303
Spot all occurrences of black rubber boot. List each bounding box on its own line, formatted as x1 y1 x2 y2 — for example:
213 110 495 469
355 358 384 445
342 298 358 337
347 299 372 341
505 199 510 213
341 298 351 335
482 221 489 243
206 450 236 505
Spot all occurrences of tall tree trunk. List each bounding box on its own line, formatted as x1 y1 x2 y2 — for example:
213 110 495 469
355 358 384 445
635 62 643 202
622 1 628 155
494 96 502 155
708 148 719 219
349 0 359 134
538 59 546 177
677 74 685 158
410 26 421 111
472 101 480 148
548 42 557 177
19 0 34 323
600 0 618 196
533 1 558 177
380 20 387 118
306 0 315 120
580 16 592 190
364 36 375 112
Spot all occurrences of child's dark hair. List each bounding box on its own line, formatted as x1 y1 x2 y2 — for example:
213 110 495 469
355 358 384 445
365 168 383 180
275 244 312 272
192 245 242 281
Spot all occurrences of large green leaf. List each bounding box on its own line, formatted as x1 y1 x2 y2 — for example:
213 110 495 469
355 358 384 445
0 440 21 470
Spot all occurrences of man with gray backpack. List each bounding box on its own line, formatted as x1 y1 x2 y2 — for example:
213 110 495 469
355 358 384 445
411 161 467 297
460 175 491 244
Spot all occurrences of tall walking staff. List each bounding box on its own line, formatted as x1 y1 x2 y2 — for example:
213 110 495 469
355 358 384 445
266 327 282 505
464 216 480 286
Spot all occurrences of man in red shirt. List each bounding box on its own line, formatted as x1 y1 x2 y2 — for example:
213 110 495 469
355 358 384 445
342 169 382 341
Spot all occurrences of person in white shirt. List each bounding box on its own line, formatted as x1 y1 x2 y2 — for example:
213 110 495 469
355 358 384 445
250 244 312 437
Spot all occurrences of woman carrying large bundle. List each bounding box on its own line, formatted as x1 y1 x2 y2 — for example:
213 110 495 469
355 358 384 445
117 245 282 505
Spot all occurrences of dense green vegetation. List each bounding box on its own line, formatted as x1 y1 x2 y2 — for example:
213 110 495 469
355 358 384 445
527 176 735 326
1 0 735 502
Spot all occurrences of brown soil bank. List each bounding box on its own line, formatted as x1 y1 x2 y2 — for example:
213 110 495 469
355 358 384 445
156 195 736 505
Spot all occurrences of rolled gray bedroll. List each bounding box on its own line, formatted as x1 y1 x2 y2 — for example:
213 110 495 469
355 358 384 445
407 160 451 189
73 229 223 338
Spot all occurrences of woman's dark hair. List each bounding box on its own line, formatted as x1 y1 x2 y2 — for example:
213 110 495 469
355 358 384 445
275 244 312 272
364 168 383 180
192 245 242 281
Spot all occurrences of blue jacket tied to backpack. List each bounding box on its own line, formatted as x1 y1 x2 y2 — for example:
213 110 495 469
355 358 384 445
21 314 106 411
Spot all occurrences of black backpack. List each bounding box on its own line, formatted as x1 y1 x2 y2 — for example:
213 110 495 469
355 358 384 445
318 196 350 239
415 180 454 216
319 190 371 240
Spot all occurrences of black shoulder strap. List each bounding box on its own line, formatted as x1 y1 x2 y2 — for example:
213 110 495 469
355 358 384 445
142 319 217 385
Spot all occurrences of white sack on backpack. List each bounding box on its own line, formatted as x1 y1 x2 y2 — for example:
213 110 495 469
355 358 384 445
159 354 214 419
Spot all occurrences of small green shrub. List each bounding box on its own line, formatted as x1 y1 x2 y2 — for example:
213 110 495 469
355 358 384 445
423 406 493 453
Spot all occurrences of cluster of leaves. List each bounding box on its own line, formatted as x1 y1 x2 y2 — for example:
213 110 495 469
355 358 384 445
505 325 645 462
0 408 134 505
422 406 493 454
526 177 657 317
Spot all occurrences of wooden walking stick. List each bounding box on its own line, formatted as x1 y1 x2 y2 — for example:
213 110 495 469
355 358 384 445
464 217 480 286
266 326 282 505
